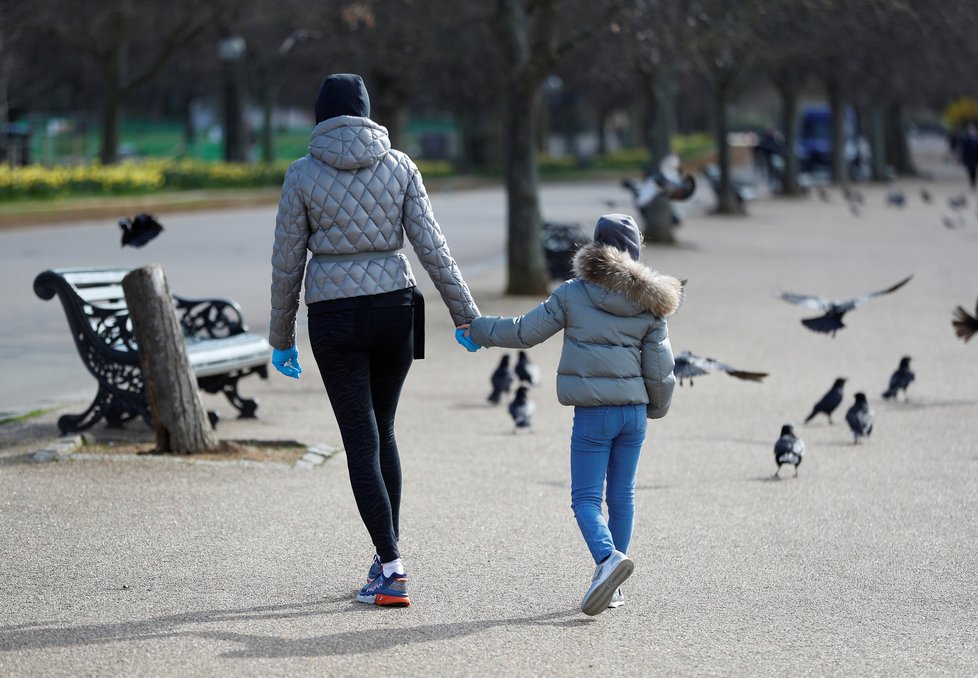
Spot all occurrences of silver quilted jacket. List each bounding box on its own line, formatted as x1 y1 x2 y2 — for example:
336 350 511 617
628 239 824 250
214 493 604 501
269 116 480 349
468 243 683 419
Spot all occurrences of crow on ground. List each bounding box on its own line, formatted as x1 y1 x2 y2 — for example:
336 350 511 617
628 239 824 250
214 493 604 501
673 351 768 386
119 213 164 248
508 386 535 433
886 190 905 207
804 377 846 424
487 354 514 405
882 356 915 401
952 297 978 342
773 423 806 478
845 392 875 444
778 274 914 337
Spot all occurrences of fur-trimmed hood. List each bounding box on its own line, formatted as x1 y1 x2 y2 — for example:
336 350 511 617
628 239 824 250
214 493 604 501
572 242 684 318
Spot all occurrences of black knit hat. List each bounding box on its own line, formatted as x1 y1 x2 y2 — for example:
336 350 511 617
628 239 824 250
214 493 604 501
314 73 370 123
593 214 642 261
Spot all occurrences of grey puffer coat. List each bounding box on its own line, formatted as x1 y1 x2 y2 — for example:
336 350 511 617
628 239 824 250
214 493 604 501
468 243 683 419
269 115 479 349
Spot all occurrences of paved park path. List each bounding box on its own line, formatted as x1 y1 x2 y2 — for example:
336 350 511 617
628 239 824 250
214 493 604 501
1 137 976 675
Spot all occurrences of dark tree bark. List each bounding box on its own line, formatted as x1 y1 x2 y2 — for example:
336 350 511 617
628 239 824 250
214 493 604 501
866 104 887 181
713 78 738 214
886 101 916 176
774 70 802 196
638 69 676 243
826 78 848 184
122 265 217 453
492 0 554 296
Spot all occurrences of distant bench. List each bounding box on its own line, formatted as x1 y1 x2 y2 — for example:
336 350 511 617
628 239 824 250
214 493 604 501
34 267 270 434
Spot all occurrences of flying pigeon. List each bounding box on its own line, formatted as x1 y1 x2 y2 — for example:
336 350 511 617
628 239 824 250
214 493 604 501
488 354 514 405
514 350 541 387
845 392 875 444
120 213 164 248
508 386 535 433
773 423 805 478
673 350 768 386
778 274 914 337
952 297 978 342
804 377 846 424
886 190 905 207
882 356 915 401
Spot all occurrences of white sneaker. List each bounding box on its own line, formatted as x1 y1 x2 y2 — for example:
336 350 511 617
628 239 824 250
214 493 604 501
581 550 633 616
607 587 625 609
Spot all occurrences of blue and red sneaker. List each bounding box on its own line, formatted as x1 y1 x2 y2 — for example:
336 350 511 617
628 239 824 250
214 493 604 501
357 571 410 607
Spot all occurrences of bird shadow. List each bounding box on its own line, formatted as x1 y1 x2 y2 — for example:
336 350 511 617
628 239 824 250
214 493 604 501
879 398 978 411
749 474 797 483
0 597 580 658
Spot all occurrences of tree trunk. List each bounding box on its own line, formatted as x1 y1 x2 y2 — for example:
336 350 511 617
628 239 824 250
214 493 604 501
775 71 801 196
827 79 847 184
867 104 887 181
259 82 275 165
886 101 916 176
713 81 738 214
122 265 217 453
638 69 675 242
503 79 549 295
222 58 246 163
99 85 122 165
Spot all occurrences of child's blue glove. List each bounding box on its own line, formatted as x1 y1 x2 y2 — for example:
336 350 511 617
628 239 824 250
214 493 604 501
455 328 481 353
271 346 302 378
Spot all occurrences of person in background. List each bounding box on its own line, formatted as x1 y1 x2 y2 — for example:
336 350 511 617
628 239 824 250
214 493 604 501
958 123 978 191
268 73 480 607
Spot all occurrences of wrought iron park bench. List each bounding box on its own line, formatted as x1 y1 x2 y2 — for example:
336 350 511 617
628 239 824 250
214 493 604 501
34 267 271 434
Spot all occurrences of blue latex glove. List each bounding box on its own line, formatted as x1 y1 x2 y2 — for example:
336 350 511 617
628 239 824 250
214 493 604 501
455 328 481 353
271 346 302 378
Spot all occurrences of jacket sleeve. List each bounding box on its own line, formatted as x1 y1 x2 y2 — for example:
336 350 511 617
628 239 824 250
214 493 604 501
268 163 310 350
469 285 567 349
402 164 480 325
642 319 676 419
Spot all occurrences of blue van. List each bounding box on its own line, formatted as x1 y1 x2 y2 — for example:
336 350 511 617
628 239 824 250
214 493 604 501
796 105 866 177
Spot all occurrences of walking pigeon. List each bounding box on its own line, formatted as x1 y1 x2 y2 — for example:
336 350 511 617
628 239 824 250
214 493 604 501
778 274 914 336
845 392 875 444
488 354 514 405
804 378 846 424
773 423 805 478
673 351 768 386
881 356 915 401
508 386 535 433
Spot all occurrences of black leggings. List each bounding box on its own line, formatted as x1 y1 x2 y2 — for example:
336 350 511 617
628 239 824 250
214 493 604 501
308 291 414 563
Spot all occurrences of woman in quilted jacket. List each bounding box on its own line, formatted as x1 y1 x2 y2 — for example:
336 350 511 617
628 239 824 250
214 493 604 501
464 214 683 616
268 73 480 607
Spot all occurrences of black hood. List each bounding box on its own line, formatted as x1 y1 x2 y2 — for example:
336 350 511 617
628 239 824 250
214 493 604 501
315 73 370 123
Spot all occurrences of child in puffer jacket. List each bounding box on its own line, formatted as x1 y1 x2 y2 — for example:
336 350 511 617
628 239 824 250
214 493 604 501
462 214 683 616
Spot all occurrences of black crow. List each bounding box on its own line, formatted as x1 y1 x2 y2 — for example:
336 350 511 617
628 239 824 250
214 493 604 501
514 350 541 387
952 297 978 342
920 188 932 204
882 356 915 401
488 354 514 405
845 392 875 444
804 377 846 424
673 350 768 386
778 274 914 337
886 190 905 207
508 386 535 433
949 195 967 210
773 423 805 478
119 213 164 248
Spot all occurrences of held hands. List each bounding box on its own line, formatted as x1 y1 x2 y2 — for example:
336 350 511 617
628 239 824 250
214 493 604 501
455 324 481 353
271 346 302 379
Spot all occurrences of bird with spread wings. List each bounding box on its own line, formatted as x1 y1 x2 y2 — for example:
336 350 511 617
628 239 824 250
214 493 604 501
952 297 978 343
778 274 913 337
673 351 768 386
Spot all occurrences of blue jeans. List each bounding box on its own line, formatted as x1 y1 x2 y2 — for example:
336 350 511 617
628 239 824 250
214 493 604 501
570 404 647 564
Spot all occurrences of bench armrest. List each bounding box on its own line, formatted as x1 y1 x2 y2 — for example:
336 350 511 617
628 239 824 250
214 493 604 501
174 296 248 340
